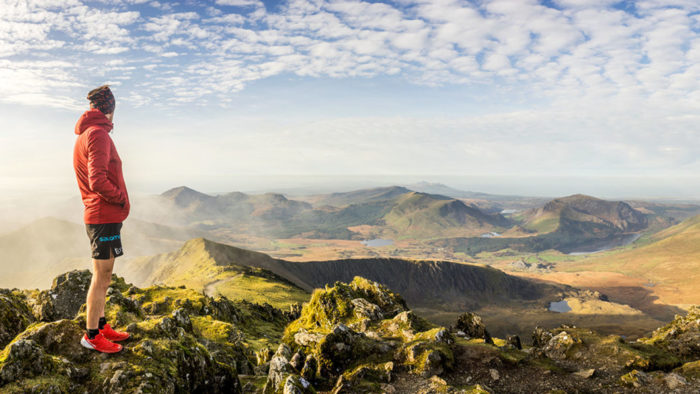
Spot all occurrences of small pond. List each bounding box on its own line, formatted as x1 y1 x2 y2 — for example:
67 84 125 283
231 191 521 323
549 300 572 313
361 239 394 247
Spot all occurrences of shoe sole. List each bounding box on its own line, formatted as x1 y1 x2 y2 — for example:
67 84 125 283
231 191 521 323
80 337 122 353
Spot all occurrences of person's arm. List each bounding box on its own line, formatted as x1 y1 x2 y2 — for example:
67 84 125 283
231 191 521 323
87 130 126 205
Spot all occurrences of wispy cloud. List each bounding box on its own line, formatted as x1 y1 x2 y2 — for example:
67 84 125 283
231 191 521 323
1 0 699 111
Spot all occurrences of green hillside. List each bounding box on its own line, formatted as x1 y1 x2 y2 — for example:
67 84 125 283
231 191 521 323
434 194 650 255
127 238 572 315
124 238 310 309
154 186 511 240
383 192 510 238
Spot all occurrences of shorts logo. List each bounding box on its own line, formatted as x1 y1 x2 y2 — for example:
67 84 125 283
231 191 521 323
98 235 120 242
115 248 122 254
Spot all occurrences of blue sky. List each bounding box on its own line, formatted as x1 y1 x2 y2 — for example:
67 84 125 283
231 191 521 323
1 0 700 199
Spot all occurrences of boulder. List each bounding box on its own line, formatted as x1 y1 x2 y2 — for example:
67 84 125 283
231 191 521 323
0 290 35 348
532 326 554 348
544 331 582 360
455 312 487 338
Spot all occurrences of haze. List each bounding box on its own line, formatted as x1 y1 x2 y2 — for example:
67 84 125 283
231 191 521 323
2 0 700 206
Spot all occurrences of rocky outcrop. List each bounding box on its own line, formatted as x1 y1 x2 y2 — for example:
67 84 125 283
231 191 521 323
25 269 93 322
0 271 308 393
283 277 456 391
2 270 700 393
0 290 35 348
645 305 700 360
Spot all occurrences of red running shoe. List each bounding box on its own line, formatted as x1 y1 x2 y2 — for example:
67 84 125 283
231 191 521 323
80 332 122 353
100 323 130 342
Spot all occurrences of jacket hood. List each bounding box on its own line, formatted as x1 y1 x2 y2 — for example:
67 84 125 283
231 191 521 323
75 108 113 135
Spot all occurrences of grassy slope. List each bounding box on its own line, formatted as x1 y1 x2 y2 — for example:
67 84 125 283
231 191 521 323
560 214 700 304
125 238 309 309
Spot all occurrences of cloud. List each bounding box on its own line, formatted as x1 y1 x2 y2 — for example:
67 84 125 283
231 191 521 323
0 0 699 116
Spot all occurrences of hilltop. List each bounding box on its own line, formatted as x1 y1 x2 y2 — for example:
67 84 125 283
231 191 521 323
142 186 514 240
125 238 309 309
126 237 565 312
432 194 649 255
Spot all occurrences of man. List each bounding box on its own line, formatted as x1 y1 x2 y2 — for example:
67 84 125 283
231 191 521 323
73 85 131 353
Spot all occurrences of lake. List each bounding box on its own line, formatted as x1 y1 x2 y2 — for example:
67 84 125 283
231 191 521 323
361 239 394 247
549 300 572 313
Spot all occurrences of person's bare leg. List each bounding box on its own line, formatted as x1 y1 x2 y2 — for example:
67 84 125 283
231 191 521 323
86 250 115 332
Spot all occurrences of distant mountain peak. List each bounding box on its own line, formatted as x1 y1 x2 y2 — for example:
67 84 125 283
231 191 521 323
160 186 213 207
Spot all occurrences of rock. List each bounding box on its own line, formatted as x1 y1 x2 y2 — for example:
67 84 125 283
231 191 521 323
455 312 493 344
620 369 650 388
506 335 522 350
332 362 394 393
543 331 582 360
0 290 35 348
286 303 302 320
283 374 313 394
573 368 595 379
28 270 93 321
172 308 193 331
290 350 305 371
257 346 274 365
664 372 687 390
455 312 488 338
489 368 500 381
532 326 553 348
301 355 318 383
0 339 49 385
263 344 295 393
294 328 325 347
351 298 384 321
315 324 390 378
380 383 396 393
647 306 700 359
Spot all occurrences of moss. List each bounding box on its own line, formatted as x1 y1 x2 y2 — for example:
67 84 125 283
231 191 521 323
0 375 72 393
283 276 408 343
498 347 528 365
620 369 645 387
0 290 35 348
192 315 241 343
677 360 700 379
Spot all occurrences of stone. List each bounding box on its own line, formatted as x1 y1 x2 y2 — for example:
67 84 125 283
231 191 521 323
532 326 553 348
664 372 687 390
620 370 649 388
294 328 325 347
290 350 305 371
351 298 384 321
301 355 318 383
455 312 487 338
573 369 595 379
506 335 522 350
544 331 581 360
283 375 312 394
0 290 35 348
0 339 48 385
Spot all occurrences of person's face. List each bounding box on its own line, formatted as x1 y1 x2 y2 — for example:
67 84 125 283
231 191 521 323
105 112 114 121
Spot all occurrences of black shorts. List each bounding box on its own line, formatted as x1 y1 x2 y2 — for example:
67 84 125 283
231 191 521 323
85 223 124 260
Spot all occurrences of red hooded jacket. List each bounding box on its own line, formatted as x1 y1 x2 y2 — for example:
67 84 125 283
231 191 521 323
73 109 130 224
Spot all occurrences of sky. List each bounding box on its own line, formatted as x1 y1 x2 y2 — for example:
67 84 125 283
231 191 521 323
2 0 700 200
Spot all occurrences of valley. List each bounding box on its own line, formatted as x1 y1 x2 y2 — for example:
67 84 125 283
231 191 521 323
3 182 700 343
